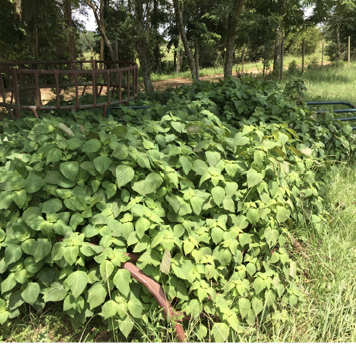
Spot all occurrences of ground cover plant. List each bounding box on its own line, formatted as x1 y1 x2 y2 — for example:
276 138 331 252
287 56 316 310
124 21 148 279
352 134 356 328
0 76 355 342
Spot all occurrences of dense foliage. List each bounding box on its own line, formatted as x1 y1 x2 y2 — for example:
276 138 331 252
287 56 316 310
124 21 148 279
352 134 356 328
0 77 355 341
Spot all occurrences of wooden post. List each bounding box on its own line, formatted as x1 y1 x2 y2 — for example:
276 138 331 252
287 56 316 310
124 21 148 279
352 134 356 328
348 36 351 64
302 38 305 74
321 41 324 66
195 38 199 80
280 39 284 80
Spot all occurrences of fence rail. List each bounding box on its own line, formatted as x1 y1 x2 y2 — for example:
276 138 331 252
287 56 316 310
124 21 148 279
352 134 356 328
0 60 138 120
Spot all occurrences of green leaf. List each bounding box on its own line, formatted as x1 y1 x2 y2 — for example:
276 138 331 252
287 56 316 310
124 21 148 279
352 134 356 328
247 208 260 224
192 160 209 175
106 183 117 199
253 277 265 294
160 249 171 275
60 162 79 183
94 156 112 175
289 261 297 278
205 151 221 167
9 290 24 310
25 175 45 194
46 148 62 164
132 173 163 196
1 273 17 294
51 242 65 260
88 282 107 310
112 125 128 138
119 315 134 338
33 239 52 263
21 282 40 305
252 297 264 316
246 262 256 276
211 186 225 206
116 165 135 188
100 260 115 280
82 139 102 154
211 323 229 342
128 294 142 318
13 189 27 208
5 245 22 265
80 244 103 257
247 169 263 189
101 300 119 319
135 218 150 238
233 132 249 149
67 138 83 150
265 228 279 248
111 144 129 160
113 269 131 297
238 298 251 318
276 206 289 223
58 123 74 137
67 271 88 299
0 310 9 325
42 199 62 213
179 156 192 175
211 227 224 245
44 282 67 302
190 196 204 215
64 246 79 265
15 269 27 284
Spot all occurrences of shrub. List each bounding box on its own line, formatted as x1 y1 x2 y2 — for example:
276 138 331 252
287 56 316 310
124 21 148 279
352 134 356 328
0 77 354 341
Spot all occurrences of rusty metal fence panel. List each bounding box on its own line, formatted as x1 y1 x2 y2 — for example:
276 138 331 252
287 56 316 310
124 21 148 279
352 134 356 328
0 60 138 120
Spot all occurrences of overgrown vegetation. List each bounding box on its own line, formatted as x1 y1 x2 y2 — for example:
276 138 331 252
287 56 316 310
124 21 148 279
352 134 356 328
0 76 355 341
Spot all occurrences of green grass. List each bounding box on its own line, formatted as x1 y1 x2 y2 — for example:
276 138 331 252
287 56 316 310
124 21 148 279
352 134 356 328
303 63 356 104
255 165 356 342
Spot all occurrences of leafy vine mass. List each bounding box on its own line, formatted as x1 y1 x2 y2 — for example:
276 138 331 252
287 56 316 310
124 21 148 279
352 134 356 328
0 77 354 341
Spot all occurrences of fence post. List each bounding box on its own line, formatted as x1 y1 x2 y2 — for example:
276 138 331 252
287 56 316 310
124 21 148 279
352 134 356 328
321 41 324 66
302 38 305 74
280 39 284 80
348 36 351 64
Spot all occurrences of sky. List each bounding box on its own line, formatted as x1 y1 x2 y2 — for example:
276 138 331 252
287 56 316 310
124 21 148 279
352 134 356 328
74 8 96 31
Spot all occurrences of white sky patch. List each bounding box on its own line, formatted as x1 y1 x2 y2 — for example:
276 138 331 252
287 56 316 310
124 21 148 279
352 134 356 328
75 8 97 32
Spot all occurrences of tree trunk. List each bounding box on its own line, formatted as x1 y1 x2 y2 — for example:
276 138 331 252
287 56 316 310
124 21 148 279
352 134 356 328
100 0 104 68
176 31 182 74
195 37 199 80
84 0 115 61
14 0 22 20
273 26 282 72
65 0 76 61
173 0 196 80
153 0 161 74
134 0 154 93
223 0 245 79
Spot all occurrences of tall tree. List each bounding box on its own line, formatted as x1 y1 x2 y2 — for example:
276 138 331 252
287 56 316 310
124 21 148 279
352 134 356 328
224 0 245 78
64 0 76 61
134 0 154 92
173 0 196 80
84 0 115 60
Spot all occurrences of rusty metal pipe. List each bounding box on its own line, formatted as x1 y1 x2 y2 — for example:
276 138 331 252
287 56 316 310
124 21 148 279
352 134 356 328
122 262 187 342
